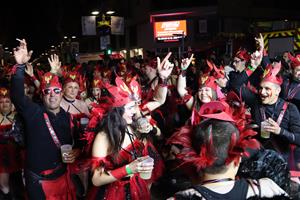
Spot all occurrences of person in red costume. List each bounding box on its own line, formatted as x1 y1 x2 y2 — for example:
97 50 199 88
86 52 174 199
0 88 21 199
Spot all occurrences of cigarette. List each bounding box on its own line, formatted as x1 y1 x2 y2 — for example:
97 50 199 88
16 38 22 42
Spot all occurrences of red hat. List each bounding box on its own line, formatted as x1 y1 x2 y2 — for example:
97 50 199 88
206 60 225 79
199 75 217 91
102 68 112 80
92 78 103 88
63 71 80 85
0 88 10 99
105 76 141 107
288 53 300 68
40 72 62 90
235 49 251 61
199 101 235 122
261 62 282 85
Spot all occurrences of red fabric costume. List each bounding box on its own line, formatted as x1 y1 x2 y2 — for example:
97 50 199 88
87 140 164 200
85 76 165 200
0 124 21 173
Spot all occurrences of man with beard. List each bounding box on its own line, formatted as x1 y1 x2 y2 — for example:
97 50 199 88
233 61 300 169
281 53 300 112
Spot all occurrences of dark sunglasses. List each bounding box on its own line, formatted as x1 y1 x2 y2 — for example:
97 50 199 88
43 88 62 95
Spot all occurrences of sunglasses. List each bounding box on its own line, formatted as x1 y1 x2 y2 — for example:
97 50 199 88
42 88 62 95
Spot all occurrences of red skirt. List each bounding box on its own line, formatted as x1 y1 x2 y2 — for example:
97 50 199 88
40 171 76 200
87 173 150 200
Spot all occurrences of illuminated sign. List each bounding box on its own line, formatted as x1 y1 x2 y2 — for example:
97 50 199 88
154 20 187 42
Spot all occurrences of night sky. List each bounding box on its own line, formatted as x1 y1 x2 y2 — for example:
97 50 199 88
0 0 83 55
0 0 298 56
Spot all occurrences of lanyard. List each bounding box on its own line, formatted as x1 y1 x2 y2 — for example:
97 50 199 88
285 80 300 100
259 101 289 126
43 113 61 148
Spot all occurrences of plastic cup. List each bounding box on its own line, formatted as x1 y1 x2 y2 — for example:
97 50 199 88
261 121 270 139
60 144 72 163
136 117 148 129
80 117 89 130
139 157 154 180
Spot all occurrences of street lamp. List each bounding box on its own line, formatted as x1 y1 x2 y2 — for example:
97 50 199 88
91 11 100 15
106 10 115 15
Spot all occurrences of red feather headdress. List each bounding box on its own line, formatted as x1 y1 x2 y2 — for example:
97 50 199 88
40 72 62 90
261 62 282 85
168 100 260 172
0 88 9 99
288 53 300 69
206 60 225 79
105 76 141 107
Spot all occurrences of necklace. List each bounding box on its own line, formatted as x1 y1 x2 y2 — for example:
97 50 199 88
202 178 234 185
120 128 139 160
63 96 75 103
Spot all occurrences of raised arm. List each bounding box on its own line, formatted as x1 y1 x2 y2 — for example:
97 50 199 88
141 52 174 114
177 54 194 110
11 39 38 117
25 62 40 89
48 54 62 76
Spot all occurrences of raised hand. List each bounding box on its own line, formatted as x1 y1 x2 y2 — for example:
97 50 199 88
13 39 33 65
48 54 62 74
255 33 264 52
249 33 264 68
157 52 174 79
181 54 194 70
250 50 263 68
25 62 34 77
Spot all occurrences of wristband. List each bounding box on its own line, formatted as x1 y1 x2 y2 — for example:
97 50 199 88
247 65 255 72
125 165 133 175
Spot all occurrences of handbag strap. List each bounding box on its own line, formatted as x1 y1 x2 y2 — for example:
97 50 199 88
43 113 61 148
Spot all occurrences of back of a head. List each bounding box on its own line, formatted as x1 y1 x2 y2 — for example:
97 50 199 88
192 119 239 174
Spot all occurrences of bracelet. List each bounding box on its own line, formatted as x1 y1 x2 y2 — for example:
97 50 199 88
247 65 255 72
125 165 133 175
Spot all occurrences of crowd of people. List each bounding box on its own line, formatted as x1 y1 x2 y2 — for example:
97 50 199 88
0 34 299 200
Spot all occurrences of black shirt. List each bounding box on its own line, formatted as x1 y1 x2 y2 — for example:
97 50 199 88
11 66 77 174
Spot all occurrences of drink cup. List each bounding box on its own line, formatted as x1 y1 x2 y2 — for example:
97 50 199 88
60 144 72 163
261 121 270 139
139 157 154 180
136 117 148 129
80 117 89 130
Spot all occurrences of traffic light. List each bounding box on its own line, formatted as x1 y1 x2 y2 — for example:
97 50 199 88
106 48 112 55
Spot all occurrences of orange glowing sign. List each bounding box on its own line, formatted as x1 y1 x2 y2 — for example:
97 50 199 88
154 20 187 42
